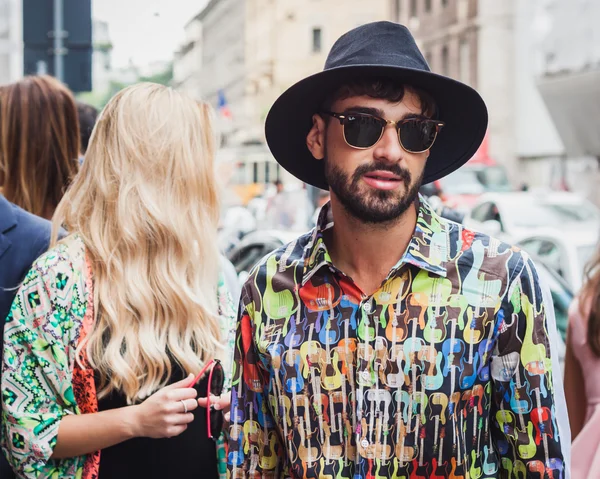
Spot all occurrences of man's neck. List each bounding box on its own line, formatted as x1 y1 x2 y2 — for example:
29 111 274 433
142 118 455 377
325 198 418 295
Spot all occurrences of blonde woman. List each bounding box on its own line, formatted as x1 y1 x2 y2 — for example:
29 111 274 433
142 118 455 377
1 83 235 479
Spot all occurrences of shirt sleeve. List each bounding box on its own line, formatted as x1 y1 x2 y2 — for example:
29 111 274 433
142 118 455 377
1 260 85 478
489 253 567 476
227 288 287 478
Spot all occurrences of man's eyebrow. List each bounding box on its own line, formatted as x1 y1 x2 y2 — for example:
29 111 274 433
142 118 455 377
341 106 384 117
341 106 429 121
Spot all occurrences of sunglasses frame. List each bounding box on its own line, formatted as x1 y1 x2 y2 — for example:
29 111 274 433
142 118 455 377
188 359 225 440
322 111 445 154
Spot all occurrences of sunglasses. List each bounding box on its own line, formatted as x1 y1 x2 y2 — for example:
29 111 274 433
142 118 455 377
189 359 225 440
322 111 445 153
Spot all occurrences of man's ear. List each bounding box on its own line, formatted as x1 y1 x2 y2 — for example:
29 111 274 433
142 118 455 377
306 113 327 161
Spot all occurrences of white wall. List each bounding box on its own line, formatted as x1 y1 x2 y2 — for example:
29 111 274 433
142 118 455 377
514 0 564 159
0 0 23 85
476 0 518 180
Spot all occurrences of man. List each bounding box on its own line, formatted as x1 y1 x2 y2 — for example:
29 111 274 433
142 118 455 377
0 194 53 478
227 22 568 478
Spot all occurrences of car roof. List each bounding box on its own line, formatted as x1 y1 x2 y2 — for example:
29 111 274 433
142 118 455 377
475 191 591 205
518 227 599 247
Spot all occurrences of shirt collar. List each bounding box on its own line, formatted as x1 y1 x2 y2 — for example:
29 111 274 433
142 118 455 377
302 195 450 286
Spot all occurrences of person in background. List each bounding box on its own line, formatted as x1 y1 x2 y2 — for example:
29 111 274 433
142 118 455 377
0 195 54 479
1 83 235 479
310 189 331 227
566 245 600 478
76 101 99 162
0 75 80 220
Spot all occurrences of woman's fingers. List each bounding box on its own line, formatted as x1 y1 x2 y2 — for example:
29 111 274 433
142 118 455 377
197 394 220 409
175 398 199 414
197 391 231 412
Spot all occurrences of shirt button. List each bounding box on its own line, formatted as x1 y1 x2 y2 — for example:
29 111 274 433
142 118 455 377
361 439 370 448
363 301 373 313
361 371 370 381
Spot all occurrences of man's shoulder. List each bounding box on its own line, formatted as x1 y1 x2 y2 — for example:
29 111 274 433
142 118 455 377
4 202 52 249
451 224 531 279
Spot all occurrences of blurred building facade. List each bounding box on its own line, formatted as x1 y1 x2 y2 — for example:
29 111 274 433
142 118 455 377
536 0 600 203
92 19 113 94
174 0 393 145
174 0 599 204
0 0 22 85
173 0 246 142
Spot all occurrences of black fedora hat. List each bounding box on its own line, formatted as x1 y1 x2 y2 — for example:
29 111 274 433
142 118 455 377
265 21 488 190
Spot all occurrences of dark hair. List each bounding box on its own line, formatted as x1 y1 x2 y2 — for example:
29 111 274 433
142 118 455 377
323 77 437 117
580 249 600 357
76 101 98 154
0 75 80 219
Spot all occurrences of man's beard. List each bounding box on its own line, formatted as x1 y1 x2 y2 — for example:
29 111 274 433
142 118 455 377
324 156 423 224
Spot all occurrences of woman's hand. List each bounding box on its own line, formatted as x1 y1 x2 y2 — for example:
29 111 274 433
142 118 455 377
198 391 231 421
132 374 199 438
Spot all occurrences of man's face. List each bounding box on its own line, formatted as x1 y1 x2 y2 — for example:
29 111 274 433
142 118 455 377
308 90 430 224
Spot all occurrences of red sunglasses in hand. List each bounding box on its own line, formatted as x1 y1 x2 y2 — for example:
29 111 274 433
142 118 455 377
188 359 225 440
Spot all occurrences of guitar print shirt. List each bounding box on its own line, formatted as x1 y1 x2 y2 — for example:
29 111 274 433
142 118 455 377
227 198 567 479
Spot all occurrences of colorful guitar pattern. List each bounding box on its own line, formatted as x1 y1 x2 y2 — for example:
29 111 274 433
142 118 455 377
227 199 565 478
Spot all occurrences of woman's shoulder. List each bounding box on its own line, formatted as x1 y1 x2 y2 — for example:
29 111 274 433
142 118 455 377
18 234 90 314
30 234 86 278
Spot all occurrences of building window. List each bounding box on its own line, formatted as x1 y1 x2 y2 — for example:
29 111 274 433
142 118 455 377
410 0 417 17
392 0 401 22
425 0 432 12
441 45 449 76
312 28 322 53
459 38 470 84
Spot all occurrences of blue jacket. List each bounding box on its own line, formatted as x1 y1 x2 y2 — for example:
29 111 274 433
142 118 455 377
0 195 52 479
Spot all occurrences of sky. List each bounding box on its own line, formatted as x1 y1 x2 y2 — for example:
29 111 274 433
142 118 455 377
92 0 207 68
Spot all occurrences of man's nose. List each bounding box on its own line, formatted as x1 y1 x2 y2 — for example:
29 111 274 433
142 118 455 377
372 124 404 162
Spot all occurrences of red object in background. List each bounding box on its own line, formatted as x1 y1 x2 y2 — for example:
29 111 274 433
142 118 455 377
467 130 495 166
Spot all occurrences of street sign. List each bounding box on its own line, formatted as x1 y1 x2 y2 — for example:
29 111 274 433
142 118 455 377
22 0 92 92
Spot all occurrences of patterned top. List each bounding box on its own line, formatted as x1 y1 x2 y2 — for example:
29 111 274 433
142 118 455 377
1 235 236 479
227 198 566 479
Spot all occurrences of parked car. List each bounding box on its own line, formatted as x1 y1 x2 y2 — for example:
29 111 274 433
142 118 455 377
421 164 513 213
463 191 600 243
226 230 299 282
518 229 597 293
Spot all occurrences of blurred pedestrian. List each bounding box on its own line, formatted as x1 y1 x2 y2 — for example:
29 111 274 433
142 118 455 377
566 246 600 478
1 83 235 479
0 75 80 219
76 100 98 161
0 195 54 479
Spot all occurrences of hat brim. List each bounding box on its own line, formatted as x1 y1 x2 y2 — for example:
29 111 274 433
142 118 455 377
265 65 488 190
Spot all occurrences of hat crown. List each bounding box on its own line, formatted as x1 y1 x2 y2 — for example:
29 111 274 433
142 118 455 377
325 21 430 73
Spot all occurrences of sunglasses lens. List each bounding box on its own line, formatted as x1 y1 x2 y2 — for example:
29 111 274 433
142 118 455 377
210 407 224 439
399 120 438 153
343 114 384 148
209 363 225 438
210 362 224 396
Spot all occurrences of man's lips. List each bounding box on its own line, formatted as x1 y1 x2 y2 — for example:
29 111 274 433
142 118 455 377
362 170 405 190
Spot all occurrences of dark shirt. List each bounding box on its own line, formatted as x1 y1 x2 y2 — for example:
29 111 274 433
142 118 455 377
97 370 218 479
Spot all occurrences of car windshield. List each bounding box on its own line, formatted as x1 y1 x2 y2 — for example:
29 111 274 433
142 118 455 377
507 201 600 228
439 166 512 195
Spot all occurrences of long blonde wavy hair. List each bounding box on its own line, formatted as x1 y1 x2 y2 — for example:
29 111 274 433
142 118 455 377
52 83 222 402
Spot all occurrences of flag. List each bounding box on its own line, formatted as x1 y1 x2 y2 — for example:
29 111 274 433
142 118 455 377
218 89 233 120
